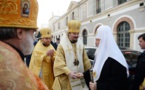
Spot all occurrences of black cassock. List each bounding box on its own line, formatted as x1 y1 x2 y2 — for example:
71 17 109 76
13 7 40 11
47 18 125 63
84 57 129 90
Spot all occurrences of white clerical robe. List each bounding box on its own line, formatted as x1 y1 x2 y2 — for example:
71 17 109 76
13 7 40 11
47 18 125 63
53 33 91 90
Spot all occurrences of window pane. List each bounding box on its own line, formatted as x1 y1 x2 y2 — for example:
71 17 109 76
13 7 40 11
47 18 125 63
83 30 87 45
117 21 130 48
118 0 127 5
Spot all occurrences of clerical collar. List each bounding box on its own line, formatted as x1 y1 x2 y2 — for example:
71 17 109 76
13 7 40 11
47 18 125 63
6 43 25 61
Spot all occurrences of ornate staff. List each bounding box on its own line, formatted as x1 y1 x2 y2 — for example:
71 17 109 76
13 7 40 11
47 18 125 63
90 68 94 83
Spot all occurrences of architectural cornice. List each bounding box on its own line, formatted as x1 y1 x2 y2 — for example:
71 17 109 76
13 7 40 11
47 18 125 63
81 0 144 23
53 0 144 24
129 29 145 33
53 0 88 23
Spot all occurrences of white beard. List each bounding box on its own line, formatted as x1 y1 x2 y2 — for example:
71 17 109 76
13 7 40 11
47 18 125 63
20 32 34 55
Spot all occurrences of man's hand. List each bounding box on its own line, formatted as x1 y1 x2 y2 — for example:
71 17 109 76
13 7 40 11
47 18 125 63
68 71 77 79
89 82 97 90
143 86 145 90
46 50 54 57
76 73 84 78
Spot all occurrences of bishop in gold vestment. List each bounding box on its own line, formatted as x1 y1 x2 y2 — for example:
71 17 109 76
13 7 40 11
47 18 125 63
29 28 56 90
53 20 91 90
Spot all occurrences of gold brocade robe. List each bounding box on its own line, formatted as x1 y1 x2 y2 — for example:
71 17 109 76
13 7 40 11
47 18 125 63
29 40 56 90
139 78 145 90
53 44 91 90
0 41 48 90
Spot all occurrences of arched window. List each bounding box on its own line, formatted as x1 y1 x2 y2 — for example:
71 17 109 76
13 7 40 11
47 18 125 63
53 36 55 42
66 17 68 25
72 12 74 20
117 21 130 48
82 30 87 45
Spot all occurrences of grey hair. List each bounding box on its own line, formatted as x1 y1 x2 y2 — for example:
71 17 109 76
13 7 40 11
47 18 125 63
0 27 17 40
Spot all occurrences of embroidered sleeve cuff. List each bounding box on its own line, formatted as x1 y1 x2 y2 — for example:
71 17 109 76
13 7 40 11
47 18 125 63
65 70 71 75
41 54 51 62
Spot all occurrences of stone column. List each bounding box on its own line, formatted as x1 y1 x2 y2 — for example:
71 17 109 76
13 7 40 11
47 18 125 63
113 32 117 42
129 30 135 49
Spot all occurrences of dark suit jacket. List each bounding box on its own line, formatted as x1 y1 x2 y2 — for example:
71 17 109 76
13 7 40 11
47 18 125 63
131 52 145 90
53 42 58 50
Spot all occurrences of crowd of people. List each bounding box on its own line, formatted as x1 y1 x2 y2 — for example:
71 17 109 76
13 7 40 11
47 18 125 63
0 0 145 90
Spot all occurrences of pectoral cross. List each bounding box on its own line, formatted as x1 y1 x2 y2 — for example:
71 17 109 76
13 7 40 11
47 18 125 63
73 59 79 66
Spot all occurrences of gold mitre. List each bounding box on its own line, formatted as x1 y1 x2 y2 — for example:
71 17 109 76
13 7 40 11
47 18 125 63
40 28 52 38
68 20 81 33
0 0 38 29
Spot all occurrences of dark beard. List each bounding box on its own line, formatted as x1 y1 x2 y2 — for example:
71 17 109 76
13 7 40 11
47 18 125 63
42 43 50 47
70 40 77 43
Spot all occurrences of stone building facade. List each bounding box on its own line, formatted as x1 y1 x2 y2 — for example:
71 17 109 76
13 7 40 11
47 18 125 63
49 0 145 51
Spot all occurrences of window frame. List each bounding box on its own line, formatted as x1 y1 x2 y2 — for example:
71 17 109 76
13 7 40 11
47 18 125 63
117 21 130 48
82 30 88 45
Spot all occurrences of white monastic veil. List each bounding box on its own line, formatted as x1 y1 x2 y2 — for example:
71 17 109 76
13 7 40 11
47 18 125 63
93 25 129 81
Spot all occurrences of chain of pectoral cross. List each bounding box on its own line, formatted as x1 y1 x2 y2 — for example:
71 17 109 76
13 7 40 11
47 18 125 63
66 45 83 66
74 45 81 66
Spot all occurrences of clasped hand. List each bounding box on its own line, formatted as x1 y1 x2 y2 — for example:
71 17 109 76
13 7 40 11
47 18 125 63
89 82 97 90
46 50 54 57
69 71 84 79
